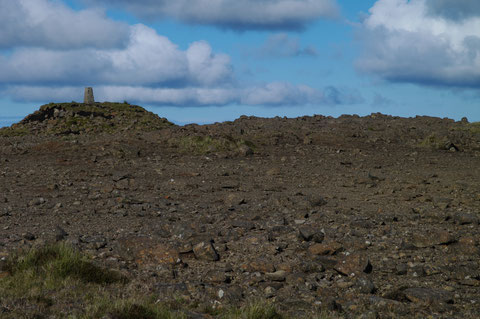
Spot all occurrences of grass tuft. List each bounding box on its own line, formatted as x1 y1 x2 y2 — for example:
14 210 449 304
4 242 124 284
220 300 282 319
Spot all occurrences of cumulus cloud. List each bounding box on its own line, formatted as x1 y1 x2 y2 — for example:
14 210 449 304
356 0 480 88
0 0 128 49
0 0 362 108
0 25 233 87
255 33 317 57
87 0 339 30
426 0 480 21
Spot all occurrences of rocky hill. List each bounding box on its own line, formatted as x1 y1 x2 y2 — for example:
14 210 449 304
0 106 480 318
0 102 174 136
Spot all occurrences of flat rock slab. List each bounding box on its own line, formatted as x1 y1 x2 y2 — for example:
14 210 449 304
308 241 343 256
410 230 456 248
403 287 454 305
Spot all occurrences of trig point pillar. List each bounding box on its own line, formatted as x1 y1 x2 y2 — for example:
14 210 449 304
84 87 94 104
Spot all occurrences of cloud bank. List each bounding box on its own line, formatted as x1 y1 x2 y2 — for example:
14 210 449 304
356 0 480 88
87 0 339 30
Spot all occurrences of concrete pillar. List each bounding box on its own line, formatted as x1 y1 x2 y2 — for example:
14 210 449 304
84 87 94 104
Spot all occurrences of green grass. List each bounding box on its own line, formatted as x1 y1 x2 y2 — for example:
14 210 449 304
466 122 480 134
418 133 449 149
0 243 340 318
2 243 124 285
220 300 282 319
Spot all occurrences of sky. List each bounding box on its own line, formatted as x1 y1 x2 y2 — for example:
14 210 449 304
0 0 479 127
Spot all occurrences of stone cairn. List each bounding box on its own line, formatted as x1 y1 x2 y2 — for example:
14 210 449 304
84 87 94 104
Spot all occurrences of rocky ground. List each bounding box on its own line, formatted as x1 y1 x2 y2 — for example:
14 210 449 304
1 103 480 318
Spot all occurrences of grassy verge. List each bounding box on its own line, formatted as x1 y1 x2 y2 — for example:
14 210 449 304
0 243 339 318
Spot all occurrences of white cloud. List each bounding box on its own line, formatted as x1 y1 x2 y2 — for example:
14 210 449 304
0 0 362 108
356 0 480 88
186 41 233 86
0 0 128 49
0 24 233 88
87 0 339 30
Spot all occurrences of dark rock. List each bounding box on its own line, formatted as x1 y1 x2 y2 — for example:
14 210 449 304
355 277 376 294
298 225 324 243
55 226 68 241
23 232 36 241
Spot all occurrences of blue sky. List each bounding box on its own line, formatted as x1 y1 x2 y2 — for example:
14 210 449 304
0 0 479 126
